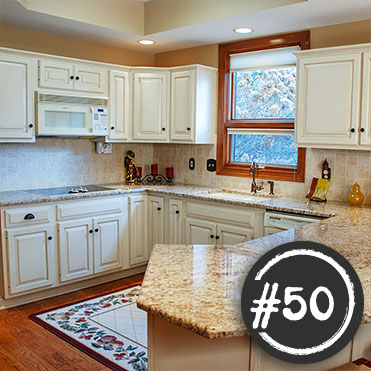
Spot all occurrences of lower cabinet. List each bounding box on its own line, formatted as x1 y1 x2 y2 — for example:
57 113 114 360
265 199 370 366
168 198 183 244
6 224 55 294
148 195 165 253
217 222 253 245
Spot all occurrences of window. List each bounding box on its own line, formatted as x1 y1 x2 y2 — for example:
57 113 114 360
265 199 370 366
216 32 310 182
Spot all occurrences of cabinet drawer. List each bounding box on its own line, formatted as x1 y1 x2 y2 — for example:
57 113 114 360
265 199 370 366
57 197 124 220
4 205 53 228
186 201 256 227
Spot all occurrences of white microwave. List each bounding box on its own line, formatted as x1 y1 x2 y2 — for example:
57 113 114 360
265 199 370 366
36 93 109 136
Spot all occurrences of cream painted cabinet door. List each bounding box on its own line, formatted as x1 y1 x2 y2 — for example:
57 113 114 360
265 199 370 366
185 217 216 245
148 196 165 253
168 199 183 244
93 214 125 274
170 70 194 142
39 59 74 90
58 219 94 282
6 225 54 294
0 54 34 140
133 72 169 142
108 70 130 141
361 52 371 146
216 223 253 245
129 195 149 266
296 53 361 146
74 64 105 93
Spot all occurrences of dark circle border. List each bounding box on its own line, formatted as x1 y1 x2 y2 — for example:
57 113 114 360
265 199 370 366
241 241 364 364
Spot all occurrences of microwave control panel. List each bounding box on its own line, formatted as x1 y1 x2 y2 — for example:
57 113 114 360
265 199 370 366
91 107 108 135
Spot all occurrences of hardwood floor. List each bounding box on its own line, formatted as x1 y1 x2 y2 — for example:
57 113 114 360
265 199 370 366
0 273 144 371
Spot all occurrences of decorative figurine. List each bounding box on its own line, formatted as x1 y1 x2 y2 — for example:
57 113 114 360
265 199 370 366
322 159 331 179
348 183 364 206
124 150 137 185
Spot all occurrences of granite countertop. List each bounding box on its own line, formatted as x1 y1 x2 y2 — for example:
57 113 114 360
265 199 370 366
136 201 371 339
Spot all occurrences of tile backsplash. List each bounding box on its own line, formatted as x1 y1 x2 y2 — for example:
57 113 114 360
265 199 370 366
0 138 154 191
0 139 369 204
153 144 371 204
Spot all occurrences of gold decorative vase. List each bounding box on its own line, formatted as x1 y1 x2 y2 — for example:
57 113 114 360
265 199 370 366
347 183 364 206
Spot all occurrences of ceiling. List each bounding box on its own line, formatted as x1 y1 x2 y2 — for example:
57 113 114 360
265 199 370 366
0 0 370 53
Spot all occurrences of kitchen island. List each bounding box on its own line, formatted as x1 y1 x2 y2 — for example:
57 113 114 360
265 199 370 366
137 203 371 371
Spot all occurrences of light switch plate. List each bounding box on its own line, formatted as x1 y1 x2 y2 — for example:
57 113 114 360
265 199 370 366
207 159 216 172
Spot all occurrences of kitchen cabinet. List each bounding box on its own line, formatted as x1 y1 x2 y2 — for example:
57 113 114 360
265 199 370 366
216 223 253 245
108 69 130 141
132 70 170 142
168 198 183 244
148 195 165 253
170 66 217 144
295 43 371 150
129 194 149 266
39 59 106 94
0 53 35 142
185 217 216 245
58 218 94 282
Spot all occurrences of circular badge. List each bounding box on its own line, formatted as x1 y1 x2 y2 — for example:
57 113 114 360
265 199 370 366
241 241 364 364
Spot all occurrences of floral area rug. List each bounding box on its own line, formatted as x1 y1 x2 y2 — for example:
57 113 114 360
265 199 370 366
29 284 147 371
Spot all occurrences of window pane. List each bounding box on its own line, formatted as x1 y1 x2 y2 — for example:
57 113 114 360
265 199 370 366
233 67 296 119
231 134 298 167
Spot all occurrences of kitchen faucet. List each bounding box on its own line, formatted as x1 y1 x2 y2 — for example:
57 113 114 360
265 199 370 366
250 162 264 193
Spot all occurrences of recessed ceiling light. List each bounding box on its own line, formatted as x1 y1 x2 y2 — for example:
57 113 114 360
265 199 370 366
138 39 155 45
234 27 254 34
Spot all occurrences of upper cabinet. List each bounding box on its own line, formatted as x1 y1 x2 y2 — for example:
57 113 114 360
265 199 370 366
39 59 106 94
295 43 371 150
0 52 35 142
132 70 170 142
170 66 217 144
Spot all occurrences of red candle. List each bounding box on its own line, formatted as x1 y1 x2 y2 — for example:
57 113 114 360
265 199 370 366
135 166 142 178
151 164 158 175
166 167 174 179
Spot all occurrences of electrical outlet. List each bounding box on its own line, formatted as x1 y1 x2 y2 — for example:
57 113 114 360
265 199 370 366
189 158 195 170
207 159 216 172
96 142 113 154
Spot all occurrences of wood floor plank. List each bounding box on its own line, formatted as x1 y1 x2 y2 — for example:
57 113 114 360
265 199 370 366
0 274 144 370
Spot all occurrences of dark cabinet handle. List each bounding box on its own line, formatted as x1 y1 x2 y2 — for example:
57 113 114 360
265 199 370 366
89 229 93 233
360 128 365 133
175 210 180 214
162 128 166 131
187 127 191 131
215 236 220 240
48 236 52 241
70 75 74 80
75 76 80 81
210 234 215 239
157 207 161 211
111 126 115 130
24 213 35 220
351 128 355 133
95 228 99 232
29 124 33 128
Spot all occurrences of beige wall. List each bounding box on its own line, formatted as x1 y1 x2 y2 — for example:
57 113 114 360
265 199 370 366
154 20 371 67
0 25 155 66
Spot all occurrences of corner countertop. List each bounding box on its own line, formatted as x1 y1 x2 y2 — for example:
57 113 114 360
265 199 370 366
136 199 371 339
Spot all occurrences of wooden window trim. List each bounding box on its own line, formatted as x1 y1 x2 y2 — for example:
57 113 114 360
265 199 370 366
216 31 310 182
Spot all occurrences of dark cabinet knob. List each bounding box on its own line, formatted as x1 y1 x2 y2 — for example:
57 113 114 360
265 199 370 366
29 124 33 128
215 236 220 240
157 207 162 211
162 128 166 131
360 128 365 133
70 75 74 80
89 229 93 234
95 228 99 232
175 210 180 214
111 126 115 130
351 128 355 133
210 234 215 239
48 236 52 241
75 76 80 81
24 213 35 220
187 127 191 131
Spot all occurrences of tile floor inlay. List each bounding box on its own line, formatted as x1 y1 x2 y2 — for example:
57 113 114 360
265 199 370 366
32 285 147 371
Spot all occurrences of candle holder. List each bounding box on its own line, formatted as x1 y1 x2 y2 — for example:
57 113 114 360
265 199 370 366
136 173 173 185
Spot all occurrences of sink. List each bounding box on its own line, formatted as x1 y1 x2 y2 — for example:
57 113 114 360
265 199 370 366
206 192 272 202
